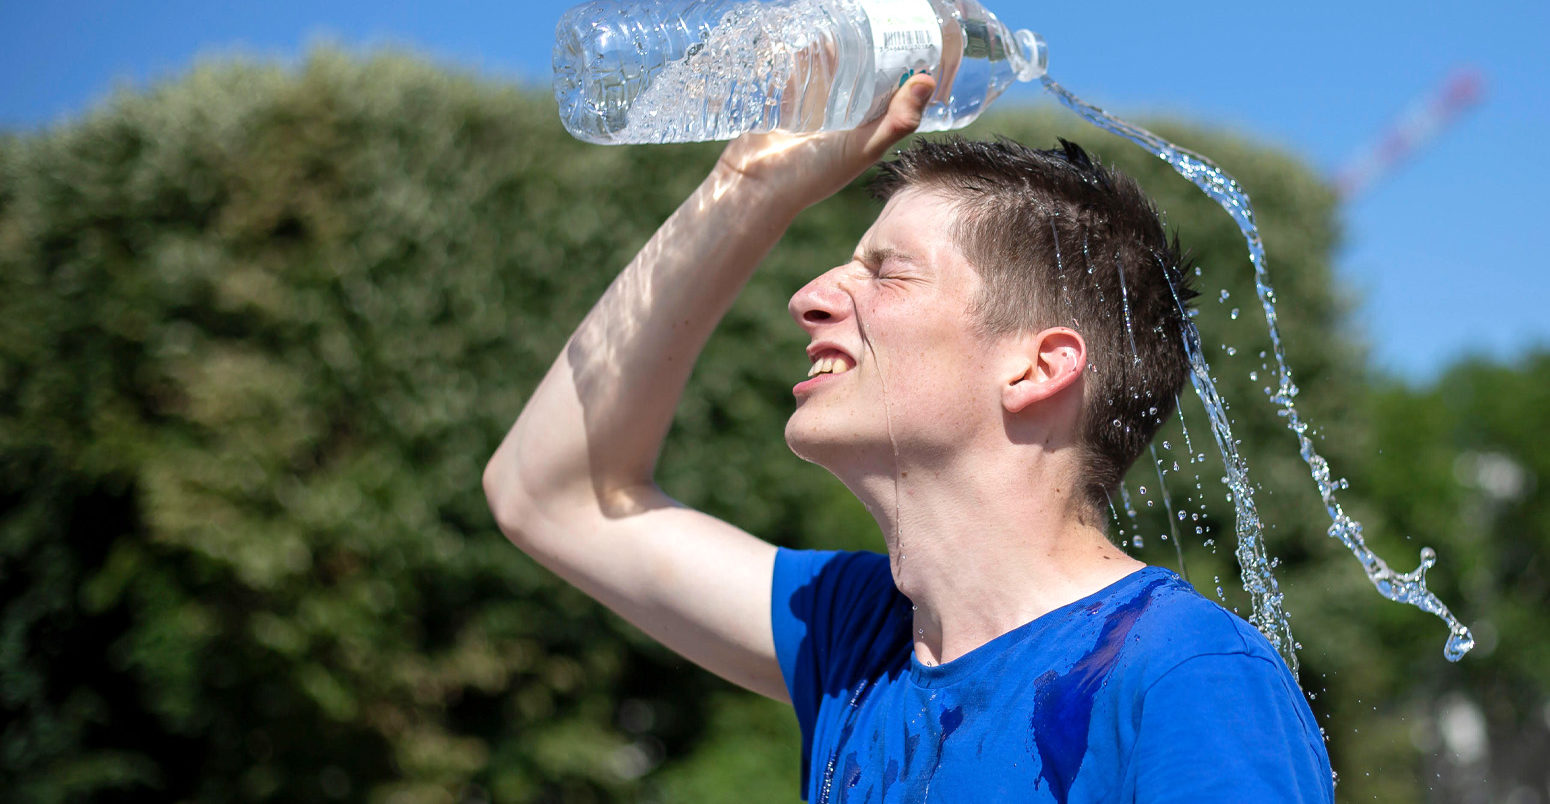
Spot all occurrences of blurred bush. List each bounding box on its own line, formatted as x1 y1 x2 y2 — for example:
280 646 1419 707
0 48 1542 802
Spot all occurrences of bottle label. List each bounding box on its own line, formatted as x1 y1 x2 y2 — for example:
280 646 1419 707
856 0 943 84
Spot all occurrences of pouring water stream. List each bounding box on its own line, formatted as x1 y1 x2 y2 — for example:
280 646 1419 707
1036 75 1474 667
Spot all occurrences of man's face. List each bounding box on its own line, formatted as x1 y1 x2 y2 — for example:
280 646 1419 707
784 188 1008 471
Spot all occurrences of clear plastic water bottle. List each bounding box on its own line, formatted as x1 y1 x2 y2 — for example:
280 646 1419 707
553 0 1048 144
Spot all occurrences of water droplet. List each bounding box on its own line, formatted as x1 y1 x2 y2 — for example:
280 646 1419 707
1229 308 1240 320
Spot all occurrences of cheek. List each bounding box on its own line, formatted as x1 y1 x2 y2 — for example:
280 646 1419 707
883 342 992 413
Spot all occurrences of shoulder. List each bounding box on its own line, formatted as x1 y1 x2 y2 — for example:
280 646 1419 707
1113 571 1333 800
1098 568 1311 726
1036 567 1296 716
1118 568 1287 680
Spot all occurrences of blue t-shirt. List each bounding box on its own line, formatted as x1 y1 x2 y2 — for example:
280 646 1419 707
771 549 1333 803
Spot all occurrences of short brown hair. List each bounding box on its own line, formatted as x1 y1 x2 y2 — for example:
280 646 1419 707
870 136 1198 522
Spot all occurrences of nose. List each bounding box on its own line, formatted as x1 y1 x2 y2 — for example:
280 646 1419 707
788 264 854 333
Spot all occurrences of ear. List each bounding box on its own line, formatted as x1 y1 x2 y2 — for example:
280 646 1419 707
1001 327 1086 414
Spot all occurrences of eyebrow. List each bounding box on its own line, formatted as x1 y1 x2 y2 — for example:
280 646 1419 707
858 246 915 267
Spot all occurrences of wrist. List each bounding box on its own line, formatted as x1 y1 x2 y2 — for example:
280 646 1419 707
709 158 806 213
705 159 808 223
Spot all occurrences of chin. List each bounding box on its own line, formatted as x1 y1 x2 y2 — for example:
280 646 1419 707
783 412 830 465
784 408 852 466
784 410 892 471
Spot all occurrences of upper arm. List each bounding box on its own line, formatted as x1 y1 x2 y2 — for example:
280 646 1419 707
482 322 789 702
488 474 787 702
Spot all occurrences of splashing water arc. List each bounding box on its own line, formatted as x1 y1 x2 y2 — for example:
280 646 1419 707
1039 76 1474 664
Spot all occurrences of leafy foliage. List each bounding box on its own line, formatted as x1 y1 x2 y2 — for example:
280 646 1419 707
0 49 1542 802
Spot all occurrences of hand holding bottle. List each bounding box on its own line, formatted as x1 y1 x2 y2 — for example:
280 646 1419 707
711 74 938 216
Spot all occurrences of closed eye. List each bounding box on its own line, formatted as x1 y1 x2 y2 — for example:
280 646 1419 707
859 246 913 281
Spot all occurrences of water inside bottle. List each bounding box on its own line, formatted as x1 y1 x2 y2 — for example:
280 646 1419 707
590 0 855 143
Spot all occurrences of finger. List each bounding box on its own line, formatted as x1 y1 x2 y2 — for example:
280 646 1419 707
859 74 937 160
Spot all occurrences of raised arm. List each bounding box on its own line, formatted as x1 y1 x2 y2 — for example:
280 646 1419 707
483 78 937 701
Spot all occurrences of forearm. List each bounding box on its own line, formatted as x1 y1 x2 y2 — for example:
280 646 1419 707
486 166 799 525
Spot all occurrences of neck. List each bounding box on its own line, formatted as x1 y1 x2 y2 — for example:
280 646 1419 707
844 447 1144 667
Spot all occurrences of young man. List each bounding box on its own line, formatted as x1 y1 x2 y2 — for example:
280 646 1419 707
484 76 1333 801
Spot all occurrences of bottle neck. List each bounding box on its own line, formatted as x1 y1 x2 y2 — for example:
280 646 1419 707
1011 29 1048 82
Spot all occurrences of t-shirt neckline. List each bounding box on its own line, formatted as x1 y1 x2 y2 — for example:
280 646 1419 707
906 565 1175 689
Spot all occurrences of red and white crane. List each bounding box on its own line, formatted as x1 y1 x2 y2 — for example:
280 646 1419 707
1333 67 1486 200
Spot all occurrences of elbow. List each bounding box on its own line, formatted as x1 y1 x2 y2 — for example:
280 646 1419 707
483 435 655 544
482 446 598 549
483 454 537 546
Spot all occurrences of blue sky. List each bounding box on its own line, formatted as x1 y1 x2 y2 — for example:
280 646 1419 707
4 0 1546 382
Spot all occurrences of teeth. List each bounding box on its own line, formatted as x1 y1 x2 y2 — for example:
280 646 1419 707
806 354 852 378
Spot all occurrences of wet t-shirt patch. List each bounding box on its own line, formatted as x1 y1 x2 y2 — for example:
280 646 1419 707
771 550 1334 803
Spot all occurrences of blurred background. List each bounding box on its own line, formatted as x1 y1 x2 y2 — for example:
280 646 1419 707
1 1 1546 802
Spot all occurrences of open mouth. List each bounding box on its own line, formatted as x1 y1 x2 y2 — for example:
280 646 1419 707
806 349 856 378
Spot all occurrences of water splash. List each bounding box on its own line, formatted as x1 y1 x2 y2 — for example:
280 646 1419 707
1119 251 1185 577
1174 282 1299 673
1118 483 1142 549
1041 75 1474 663
1113 250 1141 365
1174 395 1195 457
1149 442 1188 581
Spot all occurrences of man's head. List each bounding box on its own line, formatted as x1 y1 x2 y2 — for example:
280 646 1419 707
867 136 1198 522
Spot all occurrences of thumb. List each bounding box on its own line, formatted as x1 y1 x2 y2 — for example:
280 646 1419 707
860 74 937 159
899 73 936 122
